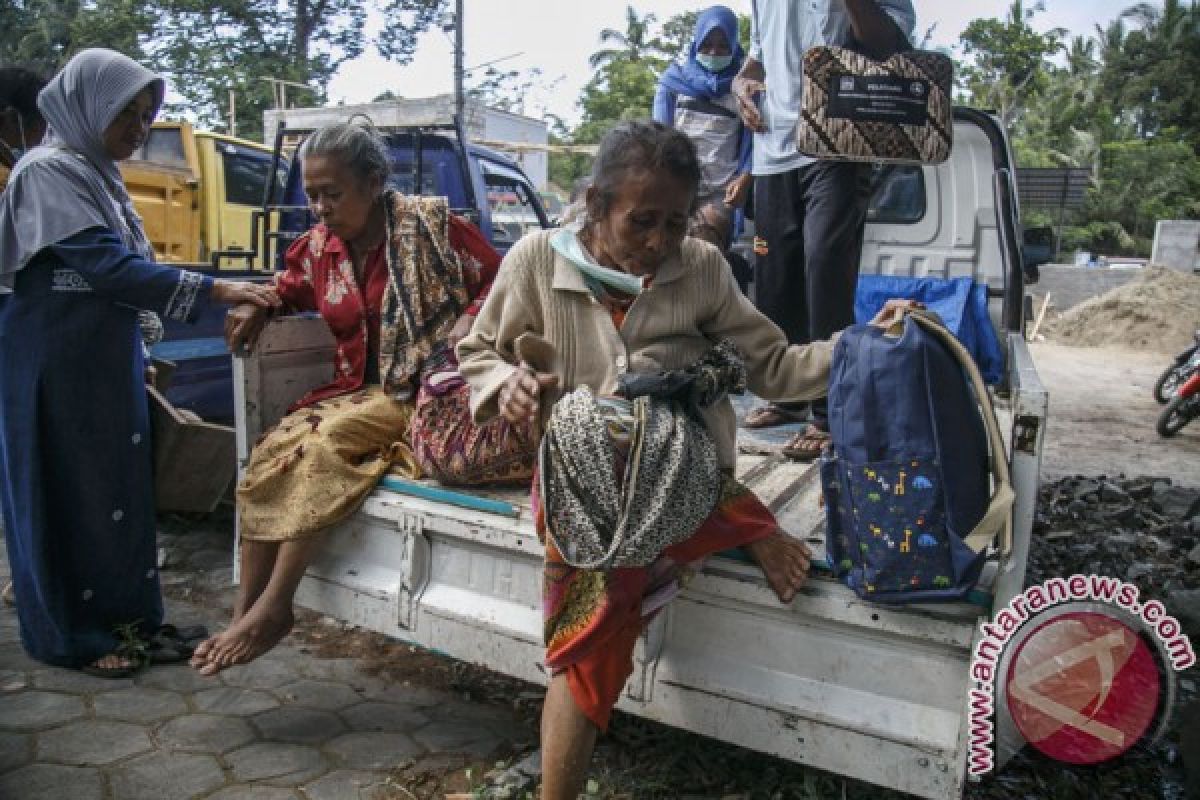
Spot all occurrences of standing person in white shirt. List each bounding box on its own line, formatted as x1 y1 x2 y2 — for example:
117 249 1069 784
734 0 916 460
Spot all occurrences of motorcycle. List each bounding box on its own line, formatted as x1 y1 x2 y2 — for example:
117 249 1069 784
1153 331 1200 404
1156 366 1200 438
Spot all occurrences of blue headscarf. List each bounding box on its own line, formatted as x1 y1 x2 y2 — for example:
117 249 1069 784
657 6 744 101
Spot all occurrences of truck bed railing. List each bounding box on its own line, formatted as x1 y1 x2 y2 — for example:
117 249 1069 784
216 117 485 272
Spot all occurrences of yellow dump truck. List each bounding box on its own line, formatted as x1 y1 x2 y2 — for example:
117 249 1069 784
119 121 283 269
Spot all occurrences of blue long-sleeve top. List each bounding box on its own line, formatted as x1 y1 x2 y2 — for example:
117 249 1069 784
40 226 214 322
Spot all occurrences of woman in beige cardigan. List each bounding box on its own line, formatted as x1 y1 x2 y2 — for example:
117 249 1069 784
457 120 912 800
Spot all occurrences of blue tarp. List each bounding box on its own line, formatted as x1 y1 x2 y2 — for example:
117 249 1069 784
854 275 1004 384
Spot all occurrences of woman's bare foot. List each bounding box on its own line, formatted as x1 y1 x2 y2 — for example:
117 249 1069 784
189 604 294 676
744 531 812 603
92 653 136 669
189 636 215 667
82 652 138 678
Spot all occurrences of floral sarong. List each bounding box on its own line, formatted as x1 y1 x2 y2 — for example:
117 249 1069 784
409 349 538 486
238 386 420 541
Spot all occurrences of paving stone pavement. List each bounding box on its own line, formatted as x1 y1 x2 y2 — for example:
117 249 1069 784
0 525 530 799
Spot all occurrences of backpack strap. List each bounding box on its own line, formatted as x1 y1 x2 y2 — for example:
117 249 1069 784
907 310 1014 556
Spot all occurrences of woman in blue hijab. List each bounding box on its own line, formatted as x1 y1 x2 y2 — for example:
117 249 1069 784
653 5 753 236
0 49 278 677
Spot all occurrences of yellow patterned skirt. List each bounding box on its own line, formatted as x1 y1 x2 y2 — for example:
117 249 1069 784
237 386 420 541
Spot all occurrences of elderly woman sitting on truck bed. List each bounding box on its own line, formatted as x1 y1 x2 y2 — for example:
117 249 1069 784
457 120 915 800
191 122 537 675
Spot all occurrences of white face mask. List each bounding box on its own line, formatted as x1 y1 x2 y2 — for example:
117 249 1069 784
696 53 733 73
551 226 645 296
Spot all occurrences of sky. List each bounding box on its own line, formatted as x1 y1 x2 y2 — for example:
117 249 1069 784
328 0 1157 126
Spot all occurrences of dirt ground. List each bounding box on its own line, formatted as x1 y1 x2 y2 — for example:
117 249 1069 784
1029 340 1200 482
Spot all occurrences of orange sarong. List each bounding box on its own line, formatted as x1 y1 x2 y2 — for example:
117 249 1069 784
535 475 778 731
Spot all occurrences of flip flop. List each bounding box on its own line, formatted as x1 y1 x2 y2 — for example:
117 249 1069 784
157 623 208 645
781 425 831 461
147 635 194 664
742 404 809 429
146 624 208 664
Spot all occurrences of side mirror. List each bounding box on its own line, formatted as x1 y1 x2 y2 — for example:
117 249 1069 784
1021 226 1054 284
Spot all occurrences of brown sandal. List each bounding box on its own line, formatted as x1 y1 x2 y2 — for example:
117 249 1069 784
781 425 831 461
742 404 809 429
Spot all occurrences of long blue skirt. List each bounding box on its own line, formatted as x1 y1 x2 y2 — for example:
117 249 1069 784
0 257 162 667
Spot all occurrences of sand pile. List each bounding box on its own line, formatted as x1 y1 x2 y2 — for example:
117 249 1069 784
1048 265 1200 352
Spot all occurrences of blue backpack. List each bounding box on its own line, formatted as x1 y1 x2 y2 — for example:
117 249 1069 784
821 310 1013 604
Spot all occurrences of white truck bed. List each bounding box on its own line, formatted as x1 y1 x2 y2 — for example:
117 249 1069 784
231 109 1048 799
233 319 1045 800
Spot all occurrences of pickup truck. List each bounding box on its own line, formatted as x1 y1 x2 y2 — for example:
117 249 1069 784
153 119 550 423
232 107 1048 799
120 121 283 268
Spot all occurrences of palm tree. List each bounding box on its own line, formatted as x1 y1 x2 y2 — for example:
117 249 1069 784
1122 0 1199 44
1114 0 1200 138
588 6 665 70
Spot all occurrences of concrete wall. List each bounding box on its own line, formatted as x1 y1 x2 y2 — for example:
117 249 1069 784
483 109 548 190
1032 264 1142 310
1152 220 1200 271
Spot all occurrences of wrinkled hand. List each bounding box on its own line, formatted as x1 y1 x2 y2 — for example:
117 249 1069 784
869 298 924 330
733 76 767 133
224 303 271 354
498 362 559 424
446 313 475 351
211 279 280 310
724 173 753 208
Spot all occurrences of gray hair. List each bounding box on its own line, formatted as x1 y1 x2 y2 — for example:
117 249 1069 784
299 122 390 185
588 120 702 219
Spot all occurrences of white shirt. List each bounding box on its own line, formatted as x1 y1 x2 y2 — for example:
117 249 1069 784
749 0 917 176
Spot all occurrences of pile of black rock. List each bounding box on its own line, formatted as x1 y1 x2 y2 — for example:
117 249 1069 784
1028 475 1200 625
968 475 1199 800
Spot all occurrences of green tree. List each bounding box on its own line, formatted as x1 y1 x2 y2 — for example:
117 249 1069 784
1063 139 1200 254
957 0 1065 129
546 116 592 194
147 0 446 140
0 0 152 74
588 5 666 70
957 0 1200 256
1017 36 1109 170
576 58 660 140
1106 0 1200 148
1095 140 1200 241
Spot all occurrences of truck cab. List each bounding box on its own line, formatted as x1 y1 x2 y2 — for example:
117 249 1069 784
233 108 1051 799
120 121 284 268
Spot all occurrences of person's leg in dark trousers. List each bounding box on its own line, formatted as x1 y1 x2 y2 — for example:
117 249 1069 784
744 168 810 427
801 161 872 433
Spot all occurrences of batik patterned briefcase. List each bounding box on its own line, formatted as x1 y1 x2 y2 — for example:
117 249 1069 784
796 45 954 164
